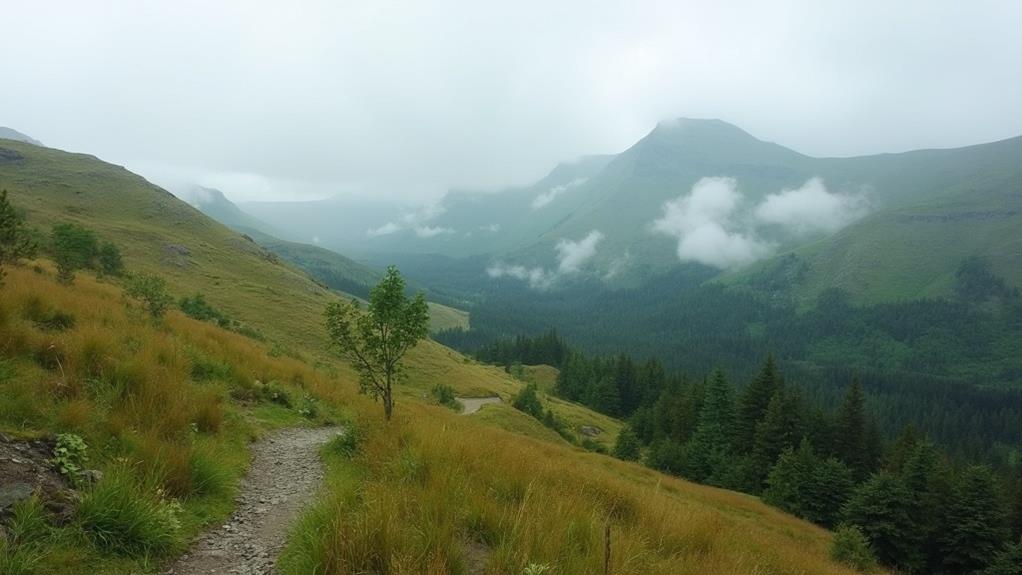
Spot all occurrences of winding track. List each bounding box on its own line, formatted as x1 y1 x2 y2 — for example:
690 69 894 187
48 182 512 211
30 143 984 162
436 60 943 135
164 426 340 575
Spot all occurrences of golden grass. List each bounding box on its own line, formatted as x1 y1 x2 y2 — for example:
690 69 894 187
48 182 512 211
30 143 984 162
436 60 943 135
283 399 868 575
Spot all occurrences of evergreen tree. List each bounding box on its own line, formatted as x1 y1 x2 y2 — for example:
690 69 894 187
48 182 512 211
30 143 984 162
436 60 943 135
762 439 853 527
613 425 641 461
835 379 872 478
751 387 804 487
683 370 734 484
513 383 544 418
842 471 924 572
591 373 622 416
734 355 780 453
980 537 1022 575
883 423 920 473
940 465 1011 574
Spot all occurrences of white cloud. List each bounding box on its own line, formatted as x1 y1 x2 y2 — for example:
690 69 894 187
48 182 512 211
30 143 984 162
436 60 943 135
487 263 555 289
755 177 869 234
653 176 870 269
556 230 604 273
487 229 603 289
366 221 402 237
415 225 455 238
652 177 771 269
532 177 589 209
367 203 449 237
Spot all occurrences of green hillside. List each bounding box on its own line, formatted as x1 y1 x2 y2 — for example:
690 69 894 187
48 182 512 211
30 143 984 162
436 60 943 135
0 137 871 574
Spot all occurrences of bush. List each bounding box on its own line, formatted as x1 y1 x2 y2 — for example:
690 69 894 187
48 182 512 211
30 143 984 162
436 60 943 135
97 242 124 276
178 293 227 325
126 274 173 319
50 433 88 487
77 469 181 556
430 384 461 411
0 189 38 287
831 524 878 572
512 383 543 418
50 223 98 284
297 393 319 419
327 428 361 458
613 425 641 461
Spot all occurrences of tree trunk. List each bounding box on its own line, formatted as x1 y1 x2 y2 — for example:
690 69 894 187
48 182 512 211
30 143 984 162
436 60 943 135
383 374 394 420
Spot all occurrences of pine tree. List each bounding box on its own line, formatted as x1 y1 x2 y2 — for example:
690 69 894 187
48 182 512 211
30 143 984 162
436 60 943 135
835 379 872 478
591 373 622 416
762 439 853 527
734 355 780 453
842 471 924 572
979 537 1022 575
613 425 642 461
940 465 1011 574
683 370 734 484
751 388 804 487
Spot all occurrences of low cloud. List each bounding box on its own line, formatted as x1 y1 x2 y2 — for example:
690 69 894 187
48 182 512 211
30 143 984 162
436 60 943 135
366 203 451 238
532 177 588 209
487 263 555 289
652 177 771 269
653 176 869 269
415 225 455 238
481 223 501 232
556 230 603 273
488 229 603 289
755 177 869 234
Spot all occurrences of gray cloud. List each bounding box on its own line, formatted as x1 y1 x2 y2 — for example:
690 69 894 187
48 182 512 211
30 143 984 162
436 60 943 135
556 230 604 272
3 1 1021 204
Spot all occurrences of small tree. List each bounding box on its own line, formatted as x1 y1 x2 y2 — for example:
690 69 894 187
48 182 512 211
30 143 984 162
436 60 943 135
513 382 543 418
126 273 173 319
97 241 124 276
51 222 98 283
613 425 642 461
324 266 429 420
0 189 37 285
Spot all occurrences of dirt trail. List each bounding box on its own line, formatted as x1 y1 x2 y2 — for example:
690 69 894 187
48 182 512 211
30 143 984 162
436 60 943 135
457 396 501 415
165 426 339 575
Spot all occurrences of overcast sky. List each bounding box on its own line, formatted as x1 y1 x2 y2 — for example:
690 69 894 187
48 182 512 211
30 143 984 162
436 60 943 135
3 0 1021 203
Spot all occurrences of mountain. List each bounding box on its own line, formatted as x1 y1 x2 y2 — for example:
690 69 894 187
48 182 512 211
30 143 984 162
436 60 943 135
0 138 861 575
184 187 470 331
181 185 281 236
0 126 42 146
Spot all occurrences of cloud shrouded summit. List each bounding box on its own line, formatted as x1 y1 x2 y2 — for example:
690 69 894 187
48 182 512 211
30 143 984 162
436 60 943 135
2 1 1021 204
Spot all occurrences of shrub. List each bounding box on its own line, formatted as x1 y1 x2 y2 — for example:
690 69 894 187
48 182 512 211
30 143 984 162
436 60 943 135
77 469 181 556
613 425 642 461
97 242 124 276
512 383 543 418
430 384 461 411
0 189 38 287
327 428 361 458
297 393 319 419
178 293 227 324
50 223 98 284
50 433 88 487
830 524 878 572
126 274 173 319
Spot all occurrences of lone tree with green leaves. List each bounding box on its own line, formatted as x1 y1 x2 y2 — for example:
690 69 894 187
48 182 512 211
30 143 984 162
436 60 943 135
0 189 37 285
324 266 429 420
126 273 173 319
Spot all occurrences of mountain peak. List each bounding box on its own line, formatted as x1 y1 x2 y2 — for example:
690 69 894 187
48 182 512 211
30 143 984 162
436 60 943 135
0 126 43 146
625 117 804 168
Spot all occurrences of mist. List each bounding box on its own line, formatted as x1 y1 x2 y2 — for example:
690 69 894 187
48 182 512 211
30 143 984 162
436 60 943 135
3 1 1021 205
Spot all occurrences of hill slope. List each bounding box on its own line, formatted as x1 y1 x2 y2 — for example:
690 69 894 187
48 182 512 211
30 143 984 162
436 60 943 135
0 138 868 574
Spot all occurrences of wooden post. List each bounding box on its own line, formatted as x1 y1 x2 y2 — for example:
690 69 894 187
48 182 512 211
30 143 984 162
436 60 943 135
604 523 611 575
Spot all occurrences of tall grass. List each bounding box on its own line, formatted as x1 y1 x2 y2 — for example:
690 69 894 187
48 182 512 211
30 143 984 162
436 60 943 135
281 402 866 575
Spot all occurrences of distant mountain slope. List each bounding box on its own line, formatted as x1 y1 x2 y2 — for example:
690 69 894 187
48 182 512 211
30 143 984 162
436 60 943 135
0 127 42 146
182 185 281 236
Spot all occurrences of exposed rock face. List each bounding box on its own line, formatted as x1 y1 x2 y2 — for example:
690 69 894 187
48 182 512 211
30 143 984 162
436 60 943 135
0 433 73 520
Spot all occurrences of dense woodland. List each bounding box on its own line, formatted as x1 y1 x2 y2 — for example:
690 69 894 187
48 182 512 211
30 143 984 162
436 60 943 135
455 328 1022 573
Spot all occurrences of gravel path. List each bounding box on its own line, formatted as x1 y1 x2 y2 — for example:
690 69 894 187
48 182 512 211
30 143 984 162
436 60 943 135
457 396 501 415
165 426 340 575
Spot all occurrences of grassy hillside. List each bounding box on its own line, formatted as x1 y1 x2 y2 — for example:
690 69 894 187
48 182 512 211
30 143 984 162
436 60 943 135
0 140 871 574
